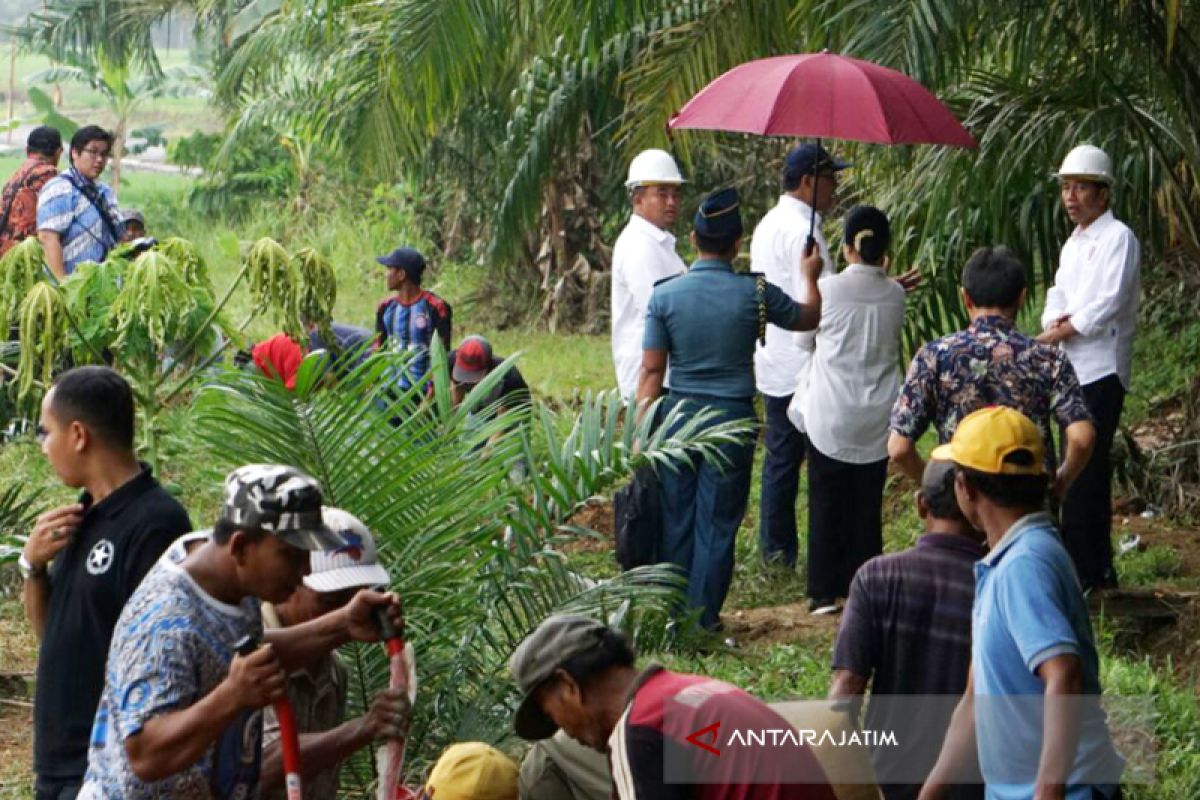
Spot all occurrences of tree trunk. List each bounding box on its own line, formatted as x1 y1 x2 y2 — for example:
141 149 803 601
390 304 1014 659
6 42 15 145
110 117 126 195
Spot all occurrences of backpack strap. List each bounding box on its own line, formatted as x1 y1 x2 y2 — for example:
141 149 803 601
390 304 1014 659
64 171 122 247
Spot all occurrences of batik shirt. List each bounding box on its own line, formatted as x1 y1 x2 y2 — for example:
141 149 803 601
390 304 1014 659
0 156 58 256
36 167 125 275
889 315 1091 453
375 291 452 391
81 555 264 800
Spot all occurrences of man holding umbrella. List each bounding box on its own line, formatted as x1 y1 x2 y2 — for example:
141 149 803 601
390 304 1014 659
752 143 848 569
636 187 823 632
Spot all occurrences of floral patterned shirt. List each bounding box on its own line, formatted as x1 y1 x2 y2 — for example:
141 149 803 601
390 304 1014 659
889 315 1092 452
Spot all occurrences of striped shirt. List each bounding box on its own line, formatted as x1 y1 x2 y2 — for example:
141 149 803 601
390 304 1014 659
832 533 985 800
36 168 125 275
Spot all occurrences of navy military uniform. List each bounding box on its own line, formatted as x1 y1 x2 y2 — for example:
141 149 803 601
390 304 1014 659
642 188 816 631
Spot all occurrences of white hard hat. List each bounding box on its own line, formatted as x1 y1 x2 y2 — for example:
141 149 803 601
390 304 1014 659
1055 144 1114 186
303 506 391 593
625 149 686 188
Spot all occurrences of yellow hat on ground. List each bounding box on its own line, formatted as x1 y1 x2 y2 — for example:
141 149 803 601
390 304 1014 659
425 742 518 800
930 406 1046 476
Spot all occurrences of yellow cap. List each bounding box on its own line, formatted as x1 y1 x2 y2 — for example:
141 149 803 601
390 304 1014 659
930 406 1046 476
425 742 519 800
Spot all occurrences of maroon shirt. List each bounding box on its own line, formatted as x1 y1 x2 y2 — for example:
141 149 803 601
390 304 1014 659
610 666 837 800
0 156 58 256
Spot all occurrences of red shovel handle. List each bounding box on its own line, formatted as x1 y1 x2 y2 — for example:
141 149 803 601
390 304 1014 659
374 607 405 655
236 634 303 800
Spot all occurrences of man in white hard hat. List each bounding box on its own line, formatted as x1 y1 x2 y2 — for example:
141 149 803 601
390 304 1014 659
1038 144 1141 591
610 149 687 400
260 506 409 800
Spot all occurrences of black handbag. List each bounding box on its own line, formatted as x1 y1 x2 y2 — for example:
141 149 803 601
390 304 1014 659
613 465 662 570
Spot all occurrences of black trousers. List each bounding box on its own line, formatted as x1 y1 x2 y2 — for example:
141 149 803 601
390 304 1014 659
1061 374 1126 590
759 394 807 567
805 441 887 600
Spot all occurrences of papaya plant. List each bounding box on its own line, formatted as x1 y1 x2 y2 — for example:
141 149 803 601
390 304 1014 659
0 236 335 471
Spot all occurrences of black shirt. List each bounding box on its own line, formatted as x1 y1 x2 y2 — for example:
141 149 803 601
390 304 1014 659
34 466 191 779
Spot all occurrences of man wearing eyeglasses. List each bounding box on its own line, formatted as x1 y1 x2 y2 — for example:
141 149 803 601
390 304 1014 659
37 125 126 280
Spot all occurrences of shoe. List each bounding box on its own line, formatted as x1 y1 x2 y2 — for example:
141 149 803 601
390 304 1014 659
808 598 840 616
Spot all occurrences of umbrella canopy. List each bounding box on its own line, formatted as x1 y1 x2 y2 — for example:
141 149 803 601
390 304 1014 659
669 53 976 149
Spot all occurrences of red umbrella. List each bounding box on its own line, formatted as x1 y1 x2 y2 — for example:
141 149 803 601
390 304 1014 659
668 52 975 147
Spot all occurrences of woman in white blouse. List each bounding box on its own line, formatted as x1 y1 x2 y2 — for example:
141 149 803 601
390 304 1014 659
790 205 907 615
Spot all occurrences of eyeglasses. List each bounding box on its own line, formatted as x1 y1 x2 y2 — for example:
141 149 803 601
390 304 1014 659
79 147 111 160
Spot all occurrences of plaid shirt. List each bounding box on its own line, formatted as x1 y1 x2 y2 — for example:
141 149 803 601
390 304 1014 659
890 315 1091 451
36 167 125 275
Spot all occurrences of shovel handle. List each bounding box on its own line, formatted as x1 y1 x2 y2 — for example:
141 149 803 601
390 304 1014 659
234 633 303 800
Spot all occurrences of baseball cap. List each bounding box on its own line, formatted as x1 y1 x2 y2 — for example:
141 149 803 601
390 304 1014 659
693 187 743 241
303 507 391 592
784 143 851 179
425 742 518 800
121 208 145 226
376 247 426 277
930 406 1046 476
510 615 609 740
452 335 493 384
219 464 346 550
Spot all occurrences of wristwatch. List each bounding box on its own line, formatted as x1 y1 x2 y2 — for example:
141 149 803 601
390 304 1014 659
18 553 46 580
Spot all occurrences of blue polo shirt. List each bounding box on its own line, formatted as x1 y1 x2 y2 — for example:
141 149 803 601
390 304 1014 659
972 512 1122 800
643 259 805 400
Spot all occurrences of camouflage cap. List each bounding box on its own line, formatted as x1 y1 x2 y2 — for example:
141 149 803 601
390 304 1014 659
219 464 346 551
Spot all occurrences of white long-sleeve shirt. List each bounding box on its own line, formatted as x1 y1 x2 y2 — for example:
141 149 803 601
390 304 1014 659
1041 209 1140 388
751 195 833 400
610 213 686 398
790 264 906 463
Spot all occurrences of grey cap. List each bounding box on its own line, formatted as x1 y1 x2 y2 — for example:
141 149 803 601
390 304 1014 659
921 458 956 495
510 615 608 740
219 464 346 551
120 207 145 225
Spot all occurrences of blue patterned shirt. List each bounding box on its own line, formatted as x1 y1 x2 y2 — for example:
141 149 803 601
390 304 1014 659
36 167 125 275
889 316 1091 451
81 554 264 800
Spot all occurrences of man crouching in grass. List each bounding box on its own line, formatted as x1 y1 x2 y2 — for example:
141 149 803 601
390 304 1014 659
78 464 402 800
919 408 1123 800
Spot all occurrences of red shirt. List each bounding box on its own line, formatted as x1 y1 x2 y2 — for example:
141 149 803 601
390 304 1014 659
252 333 305 389
610 666 837 800
0 156 59 256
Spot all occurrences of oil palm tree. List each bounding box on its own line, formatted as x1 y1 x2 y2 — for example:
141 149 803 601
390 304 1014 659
191 343 752 787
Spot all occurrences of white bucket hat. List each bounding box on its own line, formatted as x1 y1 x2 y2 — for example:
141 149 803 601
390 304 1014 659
303 506 391 593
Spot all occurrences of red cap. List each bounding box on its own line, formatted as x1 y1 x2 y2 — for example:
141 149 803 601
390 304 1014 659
452 336 493 384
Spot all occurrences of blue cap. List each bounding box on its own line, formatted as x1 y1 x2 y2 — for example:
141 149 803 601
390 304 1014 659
693 187 743 240
376 247 426 276
784 143 851 180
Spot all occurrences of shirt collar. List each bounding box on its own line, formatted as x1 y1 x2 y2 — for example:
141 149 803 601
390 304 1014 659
968 314 1016 334
1072 209 1115 241
80 463 156 520
67 166 96 187
916 532 988 559
980 511 1055 566
628 212 677 246
844 262 885 276
690 258 734 273
778 194 822 227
